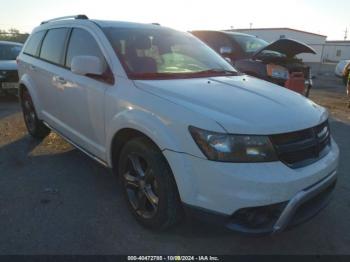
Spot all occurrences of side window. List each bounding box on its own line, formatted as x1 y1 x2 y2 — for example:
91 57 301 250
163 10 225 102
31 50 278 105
206 33 233 52
23 30 46 57
65 28 105 68
40 28 69 65
66 28 113 84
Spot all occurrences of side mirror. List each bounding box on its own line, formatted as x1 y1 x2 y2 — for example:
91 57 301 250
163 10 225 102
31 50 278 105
71 55 105 76
219 46 233 56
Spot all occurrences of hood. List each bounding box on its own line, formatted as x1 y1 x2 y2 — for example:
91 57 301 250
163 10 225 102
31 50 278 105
0 60 17 71
253 38 316 58
134 76 327 135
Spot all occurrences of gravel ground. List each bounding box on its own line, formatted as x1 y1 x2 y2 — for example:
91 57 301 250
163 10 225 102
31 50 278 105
309 75 350 124
0 78 349 255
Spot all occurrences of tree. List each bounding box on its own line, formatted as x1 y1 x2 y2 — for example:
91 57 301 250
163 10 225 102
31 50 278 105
0 28 29 43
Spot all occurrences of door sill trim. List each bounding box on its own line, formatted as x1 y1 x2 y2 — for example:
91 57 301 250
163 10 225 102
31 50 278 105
43 121 109 167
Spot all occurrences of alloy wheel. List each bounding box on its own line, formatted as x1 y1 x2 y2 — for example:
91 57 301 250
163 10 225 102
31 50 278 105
123 153 159 219
22 91 37 132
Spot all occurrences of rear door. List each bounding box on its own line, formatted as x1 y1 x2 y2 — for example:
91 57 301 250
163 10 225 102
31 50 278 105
19 30 47 114
37 28 70 121
53 27 113 159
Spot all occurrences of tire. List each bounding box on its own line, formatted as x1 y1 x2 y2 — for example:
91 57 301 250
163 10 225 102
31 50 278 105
20 88 50 139
343 71 349 86
118 137 182 230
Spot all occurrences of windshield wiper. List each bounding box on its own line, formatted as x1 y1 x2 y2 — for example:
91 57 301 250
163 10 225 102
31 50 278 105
128 69 240 80
196 69 239 76
129 72 193 80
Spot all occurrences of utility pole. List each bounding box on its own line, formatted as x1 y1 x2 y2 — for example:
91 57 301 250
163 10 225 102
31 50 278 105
249 23 253 29
344 27 348 40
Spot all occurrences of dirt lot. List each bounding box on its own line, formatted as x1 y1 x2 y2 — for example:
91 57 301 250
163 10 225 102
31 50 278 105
0 76 349 255
309 75 350 124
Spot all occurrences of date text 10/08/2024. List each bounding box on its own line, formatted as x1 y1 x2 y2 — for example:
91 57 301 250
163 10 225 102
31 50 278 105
127 256 220 261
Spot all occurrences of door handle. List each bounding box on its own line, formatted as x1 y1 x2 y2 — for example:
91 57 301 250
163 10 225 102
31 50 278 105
29 65 36 71
56 76 67 85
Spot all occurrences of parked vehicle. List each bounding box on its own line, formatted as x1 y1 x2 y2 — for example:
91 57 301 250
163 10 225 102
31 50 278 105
335 59 350 85
18 16 339 234
0 41 23 95
191 31 315 96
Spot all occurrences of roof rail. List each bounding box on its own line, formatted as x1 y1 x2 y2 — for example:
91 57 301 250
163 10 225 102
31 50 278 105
41 15 89 25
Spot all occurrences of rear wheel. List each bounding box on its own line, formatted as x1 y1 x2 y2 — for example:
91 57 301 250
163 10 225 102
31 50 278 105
118 137 182 230
20 88 50 139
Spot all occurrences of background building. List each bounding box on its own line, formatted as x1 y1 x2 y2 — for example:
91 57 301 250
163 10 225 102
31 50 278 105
228 28 350 63
322 41 350 62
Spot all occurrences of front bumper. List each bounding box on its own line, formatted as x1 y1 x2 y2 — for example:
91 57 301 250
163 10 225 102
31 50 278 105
0 70 19 90
184 170 336 235
272 170 336 233
164 138 339 234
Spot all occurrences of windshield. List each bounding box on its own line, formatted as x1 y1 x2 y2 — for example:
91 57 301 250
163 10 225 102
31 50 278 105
229 34 268 54
0 44 22 60
103 27 238 79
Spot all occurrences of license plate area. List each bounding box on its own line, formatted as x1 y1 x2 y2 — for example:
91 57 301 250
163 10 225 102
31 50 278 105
1 82 19 89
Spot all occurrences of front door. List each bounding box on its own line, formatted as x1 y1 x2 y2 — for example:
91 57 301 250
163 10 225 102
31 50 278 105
53 28 113 160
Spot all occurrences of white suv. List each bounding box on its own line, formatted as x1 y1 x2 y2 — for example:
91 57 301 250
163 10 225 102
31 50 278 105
18 15 339 234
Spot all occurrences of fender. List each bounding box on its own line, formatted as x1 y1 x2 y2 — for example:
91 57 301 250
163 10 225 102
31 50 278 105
19 74 44 119
105 107 203 203
106 108 184 167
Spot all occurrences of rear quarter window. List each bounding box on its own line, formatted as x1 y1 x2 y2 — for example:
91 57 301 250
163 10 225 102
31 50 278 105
40 28 69 65
23 30 46 57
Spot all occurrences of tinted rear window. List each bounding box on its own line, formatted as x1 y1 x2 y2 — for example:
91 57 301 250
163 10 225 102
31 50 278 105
229 35 268 53
40 28 69 65
23 31 46 57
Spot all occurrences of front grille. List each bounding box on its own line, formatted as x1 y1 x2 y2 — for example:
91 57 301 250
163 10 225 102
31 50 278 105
0 70 19 82
270 120 331 168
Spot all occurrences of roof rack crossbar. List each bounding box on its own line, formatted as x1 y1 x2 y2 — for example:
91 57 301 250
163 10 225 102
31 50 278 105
41 15 88 25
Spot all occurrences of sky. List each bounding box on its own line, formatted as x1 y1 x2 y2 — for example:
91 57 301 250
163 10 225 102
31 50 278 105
0 0 349 40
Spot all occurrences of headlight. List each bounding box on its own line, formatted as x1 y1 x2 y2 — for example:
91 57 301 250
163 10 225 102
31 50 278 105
189 126 278 162
267 64 289 80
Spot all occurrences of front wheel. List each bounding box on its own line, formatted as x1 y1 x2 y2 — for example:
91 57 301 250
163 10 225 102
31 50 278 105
20 88 50 139
118 137 182 230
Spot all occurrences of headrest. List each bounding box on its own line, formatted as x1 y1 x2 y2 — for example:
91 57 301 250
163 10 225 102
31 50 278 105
152 36 171 54
133 35 152 50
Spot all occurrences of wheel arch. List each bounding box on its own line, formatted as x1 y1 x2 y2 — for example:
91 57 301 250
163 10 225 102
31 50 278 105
110 128 160 173
109 127 184 201
106 108 207 205
106 109 183 169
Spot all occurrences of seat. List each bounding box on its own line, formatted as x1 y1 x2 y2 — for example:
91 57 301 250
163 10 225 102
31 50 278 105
124 35 157 73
